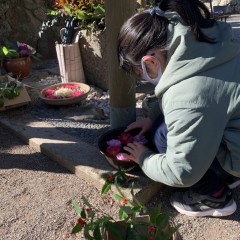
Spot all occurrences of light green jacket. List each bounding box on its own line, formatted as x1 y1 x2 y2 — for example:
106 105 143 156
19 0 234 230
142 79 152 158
139 17 240 187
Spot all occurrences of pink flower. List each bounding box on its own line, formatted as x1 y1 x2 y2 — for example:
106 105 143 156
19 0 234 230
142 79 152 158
107 139 121 147
68 91 84 98
43 89 57 99
116 153 131 161
117 132 133 145
17 43 33 57
106 145 121 158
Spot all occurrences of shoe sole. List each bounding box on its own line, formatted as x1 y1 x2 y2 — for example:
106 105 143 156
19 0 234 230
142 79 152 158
228 180 240 189
171 200 237 217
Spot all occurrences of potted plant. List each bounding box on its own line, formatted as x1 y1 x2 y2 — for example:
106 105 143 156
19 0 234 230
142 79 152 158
71 171 181 240
0 41 37 79
0 75 24 108
38 0 105 84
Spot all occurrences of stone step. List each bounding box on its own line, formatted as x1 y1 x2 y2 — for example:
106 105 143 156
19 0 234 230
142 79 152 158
0 114 163 204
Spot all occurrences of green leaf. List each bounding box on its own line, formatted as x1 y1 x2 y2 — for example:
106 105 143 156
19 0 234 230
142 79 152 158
150 205 162 225
82 196 92 208
75 10 89 20
119 208 128 221
113 193 123 202
71 223 82 234
81 208 87 219
155 213 170 230
72 199 82 216
164 226 179 239
101 182 111 195
2 46 9 55
83 224 94 240
93 225 102 240
120 206 136 215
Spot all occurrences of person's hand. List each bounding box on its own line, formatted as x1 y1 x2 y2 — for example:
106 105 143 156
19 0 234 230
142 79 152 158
125 117 153 136
123 142 149 164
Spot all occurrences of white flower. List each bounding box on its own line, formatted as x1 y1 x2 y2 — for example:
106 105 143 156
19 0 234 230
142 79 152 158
54 88 73 97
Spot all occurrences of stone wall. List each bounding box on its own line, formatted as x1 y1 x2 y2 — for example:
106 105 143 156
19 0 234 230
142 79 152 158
0 0 60 58
0 0 108 90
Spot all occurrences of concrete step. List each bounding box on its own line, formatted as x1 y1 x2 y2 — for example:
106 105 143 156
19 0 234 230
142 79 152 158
0 113 163 204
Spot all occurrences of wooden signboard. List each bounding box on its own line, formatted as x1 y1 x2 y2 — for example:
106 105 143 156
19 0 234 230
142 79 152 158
0 87 31 111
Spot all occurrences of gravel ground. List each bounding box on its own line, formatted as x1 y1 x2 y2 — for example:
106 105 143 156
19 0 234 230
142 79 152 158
1 15 240 240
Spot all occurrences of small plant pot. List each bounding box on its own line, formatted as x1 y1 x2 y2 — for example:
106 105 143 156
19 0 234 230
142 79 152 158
3 57 32 79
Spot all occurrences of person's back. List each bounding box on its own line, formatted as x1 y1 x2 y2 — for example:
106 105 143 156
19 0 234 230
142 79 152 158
117 0 240 217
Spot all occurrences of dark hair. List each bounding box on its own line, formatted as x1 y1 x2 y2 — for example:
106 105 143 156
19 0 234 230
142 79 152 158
156 0 215 42
118 0 215 73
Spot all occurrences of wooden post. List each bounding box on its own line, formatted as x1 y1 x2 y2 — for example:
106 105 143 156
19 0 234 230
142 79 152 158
137 0 147 8
105 0 136 129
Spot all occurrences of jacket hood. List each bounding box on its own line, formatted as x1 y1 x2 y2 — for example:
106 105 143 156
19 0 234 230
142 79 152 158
155 17 240 98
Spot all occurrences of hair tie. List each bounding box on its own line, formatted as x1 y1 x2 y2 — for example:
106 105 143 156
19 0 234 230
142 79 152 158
149 7 165 17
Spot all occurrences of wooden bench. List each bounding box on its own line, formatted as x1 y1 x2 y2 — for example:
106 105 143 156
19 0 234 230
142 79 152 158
213 5 231 22
213 14 231 22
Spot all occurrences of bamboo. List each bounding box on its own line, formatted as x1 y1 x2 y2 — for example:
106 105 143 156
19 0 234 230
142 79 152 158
63 45 70 82
56 42 63 82
69 44 76 81
59 44 66 83
74 43 85 83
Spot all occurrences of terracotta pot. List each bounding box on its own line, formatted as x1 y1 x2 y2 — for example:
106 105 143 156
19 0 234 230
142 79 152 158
3 56 32 79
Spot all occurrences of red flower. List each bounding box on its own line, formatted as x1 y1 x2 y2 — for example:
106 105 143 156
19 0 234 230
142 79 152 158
121 197 127 206
44 89 55 97
68 91 84 98
77 217 87 227
107 175 114 183
106 145 121 158
86 208 92 213
148 226 156 233
117 132 133 145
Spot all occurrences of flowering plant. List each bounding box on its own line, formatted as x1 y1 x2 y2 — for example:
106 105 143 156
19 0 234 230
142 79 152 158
0 76 23 107
42 84 85 99
39 0 105 43
71 171 180 240
0 41 36 60
105 132 148 162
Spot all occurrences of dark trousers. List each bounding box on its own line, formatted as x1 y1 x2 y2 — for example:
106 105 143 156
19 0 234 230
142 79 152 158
151 114 232 195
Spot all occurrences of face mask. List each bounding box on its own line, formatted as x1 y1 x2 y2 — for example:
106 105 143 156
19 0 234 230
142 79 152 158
141 56 162 85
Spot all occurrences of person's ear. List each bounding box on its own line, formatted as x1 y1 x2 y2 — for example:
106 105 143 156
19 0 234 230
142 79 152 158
142 56 158 67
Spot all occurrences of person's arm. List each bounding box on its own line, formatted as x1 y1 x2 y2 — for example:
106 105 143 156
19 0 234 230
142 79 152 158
139 105 227 187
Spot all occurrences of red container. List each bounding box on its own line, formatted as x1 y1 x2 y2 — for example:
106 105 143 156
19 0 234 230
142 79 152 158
3 56 32 79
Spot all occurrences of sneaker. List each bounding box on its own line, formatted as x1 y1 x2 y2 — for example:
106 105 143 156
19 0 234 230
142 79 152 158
170 188 237 217
224 176 240 189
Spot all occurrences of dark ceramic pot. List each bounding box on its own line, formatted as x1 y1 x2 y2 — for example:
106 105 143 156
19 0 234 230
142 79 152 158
98 127 142 172
3 56 32 79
